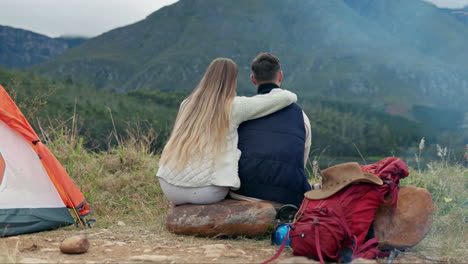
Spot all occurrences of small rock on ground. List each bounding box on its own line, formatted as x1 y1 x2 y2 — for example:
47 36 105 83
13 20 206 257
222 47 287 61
60 235 90 254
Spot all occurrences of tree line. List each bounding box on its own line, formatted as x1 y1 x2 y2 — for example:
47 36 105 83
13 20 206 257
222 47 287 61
0 67 464 161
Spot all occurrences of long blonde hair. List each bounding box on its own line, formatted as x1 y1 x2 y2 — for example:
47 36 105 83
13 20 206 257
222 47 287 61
160 58 238 170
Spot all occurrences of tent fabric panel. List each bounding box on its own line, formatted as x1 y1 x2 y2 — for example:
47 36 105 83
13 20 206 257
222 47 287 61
35 143 90 216
0 121 65 209
0 207 74 237
0 85 39 143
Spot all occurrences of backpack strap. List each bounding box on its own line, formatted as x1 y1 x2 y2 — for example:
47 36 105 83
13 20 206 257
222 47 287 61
312 208 354 264
260 229 290 264
314 222 326 264
388 181 400 214
353 237 379 259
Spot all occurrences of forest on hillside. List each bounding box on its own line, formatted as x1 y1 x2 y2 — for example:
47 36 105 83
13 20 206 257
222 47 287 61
1 67 465 163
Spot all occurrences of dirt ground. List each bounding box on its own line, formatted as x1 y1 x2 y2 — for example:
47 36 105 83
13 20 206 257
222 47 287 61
0 226 462 264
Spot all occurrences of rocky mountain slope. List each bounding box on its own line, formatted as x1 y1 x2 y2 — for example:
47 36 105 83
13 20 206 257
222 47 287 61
36 0 468 111
443 6 468 25
0 25 86 68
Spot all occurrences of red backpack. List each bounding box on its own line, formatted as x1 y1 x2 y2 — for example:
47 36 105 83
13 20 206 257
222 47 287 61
289 158 408 264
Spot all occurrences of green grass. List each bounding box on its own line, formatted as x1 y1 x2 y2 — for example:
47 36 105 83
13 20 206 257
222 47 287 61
1 119 463 264
403 163 467 255
44 123 169 228
41 122 467 257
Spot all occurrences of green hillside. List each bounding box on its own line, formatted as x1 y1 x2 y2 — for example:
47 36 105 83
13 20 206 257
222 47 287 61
344 0 468 66
0 67 179 149
2 67 446 158
36 0 468 111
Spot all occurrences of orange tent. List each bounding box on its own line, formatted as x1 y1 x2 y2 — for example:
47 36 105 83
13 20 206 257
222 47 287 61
0 84 90 236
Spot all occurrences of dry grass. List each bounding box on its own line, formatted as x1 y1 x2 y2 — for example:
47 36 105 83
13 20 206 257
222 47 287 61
403 163 467 256
13 123 465 259
44 124 169 228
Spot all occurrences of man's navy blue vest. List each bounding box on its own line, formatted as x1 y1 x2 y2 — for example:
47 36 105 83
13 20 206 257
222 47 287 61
234 83 312 206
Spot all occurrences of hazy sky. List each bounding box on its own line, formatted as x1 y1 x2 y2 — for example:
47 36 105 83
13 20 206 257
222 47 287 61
424 0 468 8
0 0 178 37
0 0 467 38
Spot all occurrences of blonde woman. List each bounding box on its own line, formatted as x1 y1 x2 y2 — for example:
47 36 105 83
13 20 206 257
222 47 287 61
157 58 297 205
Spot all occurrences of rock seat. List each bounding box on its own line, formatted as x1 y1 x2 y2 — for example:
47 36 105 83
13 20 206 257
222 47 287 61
166 199 276 237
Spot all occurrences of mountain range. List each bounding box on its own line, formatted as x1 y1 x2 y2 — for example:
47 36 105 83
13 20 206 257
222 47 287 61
443 6 468 25
31 0 468 113
0 25 86 68
0 0 466 156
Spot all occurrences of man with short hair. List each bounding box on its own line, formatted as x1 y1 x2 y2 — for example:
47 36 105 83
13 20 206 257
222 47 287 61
231 53 312 207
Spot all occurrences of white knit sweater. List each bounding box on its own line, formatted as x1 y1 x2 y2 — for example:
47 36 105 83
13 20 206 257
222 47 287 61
156 88 297 189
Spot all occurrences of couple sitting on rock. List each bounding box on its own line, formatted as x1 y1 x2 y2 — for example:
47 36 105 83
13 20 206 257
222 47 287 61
157 53 312 208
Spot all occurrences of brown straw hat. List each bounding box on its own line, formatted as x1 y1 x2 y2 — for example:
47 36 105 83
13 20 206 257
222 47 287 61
305 162 383 200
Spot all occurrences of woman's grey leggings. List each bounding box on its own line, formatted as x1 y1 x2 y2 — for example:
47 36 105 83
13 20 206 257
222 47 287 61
158 178 229 205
